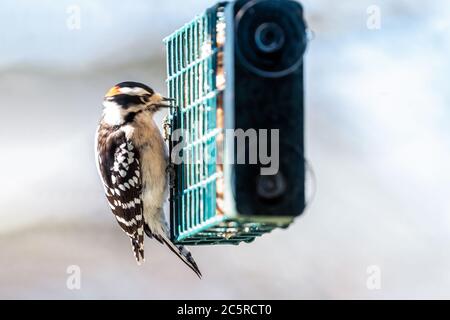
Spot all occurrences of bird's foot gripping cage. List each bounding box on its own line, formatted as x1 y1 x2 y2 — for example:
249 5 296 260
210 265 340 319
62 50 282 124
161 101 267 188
164 0 308 245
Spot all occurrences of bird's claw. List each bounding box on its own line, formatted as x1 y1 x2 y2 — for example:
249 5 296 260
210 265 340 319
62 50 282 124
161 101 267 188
163 116 171 141
166 163 176 187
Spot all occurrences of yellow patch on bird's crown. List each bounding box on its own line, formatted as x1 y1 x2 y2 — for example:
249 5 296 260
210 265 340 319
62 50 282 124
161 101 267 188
105 86 121 97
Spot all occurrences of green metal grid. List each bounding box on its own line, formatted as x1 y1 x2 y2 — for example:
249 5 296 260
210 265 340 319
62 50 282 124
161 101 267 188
164 8 223 245
164 3 293 245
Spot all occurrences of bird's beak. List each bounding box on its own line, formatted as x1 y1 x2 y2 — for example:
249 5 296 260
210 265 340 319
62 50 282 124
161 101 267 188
156 96 177 108
147 96 177 110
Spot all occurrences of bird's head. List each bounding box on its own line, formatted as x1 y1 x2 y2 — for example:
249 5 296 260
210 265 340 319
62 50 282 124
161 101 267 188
102 81 174 126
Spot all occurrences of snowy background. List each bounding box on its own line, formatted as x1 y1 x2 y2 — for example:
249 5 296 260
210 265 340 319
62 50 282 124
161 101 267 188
0 0 449 299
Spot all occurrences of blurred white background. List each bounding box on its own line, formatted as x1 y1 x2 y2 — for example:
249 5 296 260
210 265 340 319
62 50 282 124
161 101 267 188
0 0 449 299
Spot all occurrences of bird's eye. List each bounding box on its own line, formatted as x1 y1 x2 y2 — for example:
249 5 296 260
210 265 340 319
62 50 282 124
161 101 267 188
142 94 151 103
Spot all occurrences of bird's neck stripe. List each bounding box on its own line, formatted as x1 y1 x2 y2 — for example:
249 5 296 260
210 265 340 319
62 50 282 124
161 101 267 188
124 111 142 124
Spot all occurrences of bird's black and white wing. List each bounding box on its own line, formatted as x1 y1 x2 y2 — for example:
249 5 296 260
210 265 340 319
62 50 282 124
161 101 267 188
96 127 145 263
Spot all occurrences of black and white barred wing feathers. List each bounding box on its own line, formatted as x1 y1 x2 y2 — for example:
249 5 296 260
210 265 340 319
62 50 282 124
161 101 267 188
97 129 145 264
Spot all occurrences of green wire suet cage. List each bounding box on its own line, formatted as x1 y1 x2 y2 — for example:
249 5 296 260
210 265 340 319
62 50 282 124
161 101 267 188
164 0 307 245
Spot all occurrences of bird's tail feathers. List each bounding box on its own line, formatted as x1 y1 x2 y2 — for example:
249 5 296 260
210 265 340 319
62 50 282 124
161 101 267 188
130 236 145 265
158 233 202 278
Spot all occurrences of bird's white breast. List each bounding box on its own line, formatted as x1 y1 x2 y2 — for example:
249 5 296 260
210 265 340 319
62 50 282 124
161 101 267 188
124 112 168 228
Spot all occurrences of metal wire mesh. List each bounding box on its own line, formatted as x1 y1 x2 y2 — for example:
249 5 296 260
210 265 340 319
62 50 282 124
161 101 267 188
164 9 225 244
164 4 291 245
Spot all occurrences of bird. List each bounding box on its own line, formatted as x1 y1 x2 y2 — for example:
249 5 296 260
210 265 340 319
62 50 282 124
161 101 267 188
95 81 202 278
